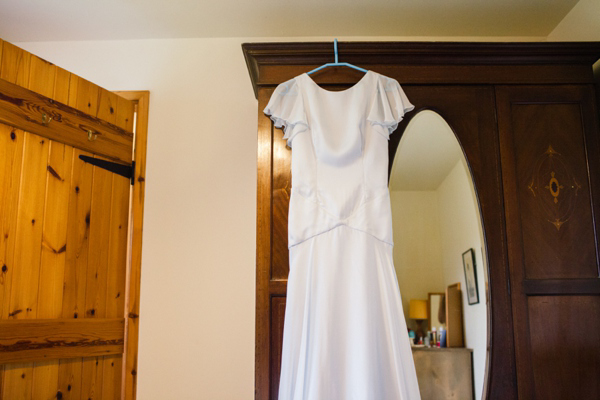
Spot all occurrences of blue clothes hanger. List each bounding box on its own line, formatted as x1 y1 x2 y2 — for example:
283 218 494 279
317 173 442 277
306 38 368 75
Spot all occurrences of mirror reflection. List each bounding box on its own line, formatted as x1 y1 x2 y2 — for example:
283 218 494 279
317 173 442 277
389 110 489 400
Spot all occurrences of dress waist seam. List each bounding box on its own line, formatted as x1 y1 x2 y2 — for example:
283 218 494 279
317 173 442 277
290 186 390 222
288 224 394 249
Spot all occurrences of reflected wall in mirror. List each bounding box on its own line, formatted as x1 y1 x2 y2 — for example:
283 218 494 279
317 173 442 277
389 110 489 400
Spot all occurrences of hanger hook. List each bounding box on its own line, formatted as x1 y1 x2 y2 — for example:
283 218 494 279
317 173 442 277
334 38 338 64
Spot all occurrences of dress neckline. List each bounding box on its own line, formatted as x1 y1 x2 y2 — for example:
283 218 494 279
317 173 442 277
301 70 372 95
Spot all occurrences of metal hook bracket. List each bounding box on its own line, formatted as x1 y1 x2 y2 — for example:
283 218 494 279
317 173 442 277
42 113 53 126
79 155 135 185
87 130 97 141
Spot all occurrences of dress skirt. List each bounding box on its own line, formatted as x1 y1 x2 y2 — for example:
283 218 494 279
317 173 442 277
278 225 422 400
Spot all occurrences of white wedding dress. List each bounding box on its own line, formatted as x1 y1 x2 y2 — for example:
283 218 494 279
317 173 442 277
264 70 421 400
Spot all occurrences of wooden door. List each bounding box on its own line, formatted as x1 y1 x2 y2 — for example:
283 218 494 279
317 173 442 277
497 85 600 399
0 40 136 399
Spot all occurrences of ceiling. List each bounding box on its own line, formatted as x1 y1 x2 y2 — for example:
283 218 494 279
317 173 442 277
389 110 464 191
0 0 579 42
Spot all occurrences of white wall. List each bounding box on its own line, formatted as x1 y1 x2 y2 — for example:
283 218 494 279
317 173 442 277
548 0 600 41
437 158 487 400
547 0 600 78
390 190 445 331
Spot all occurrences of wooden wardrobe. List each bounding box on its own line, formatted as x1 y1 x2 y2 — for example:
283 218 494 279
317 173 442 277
243 41 600 400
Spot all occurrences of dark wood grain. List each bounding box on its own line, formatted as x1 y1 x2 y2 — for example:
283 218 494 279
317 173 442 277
246 41 600 400
269 297 286 400
242 41 600 97
524 279 600 295
497 84 600 400
255 87 274 400
506 87 597 279
528 296 600 399
271 126 290 280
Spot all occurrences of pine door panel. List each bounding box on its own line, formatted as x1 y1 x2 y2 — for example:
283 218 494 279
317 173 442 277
0 39 135 400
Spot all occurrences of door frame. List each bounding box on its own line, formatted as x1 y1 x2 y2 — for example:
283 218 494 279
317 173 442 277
114 90 149 400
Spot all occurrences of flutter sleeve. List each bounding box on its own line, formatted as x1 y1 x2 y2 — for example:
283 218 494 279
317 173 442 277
367 75 415 140
263 78 309 147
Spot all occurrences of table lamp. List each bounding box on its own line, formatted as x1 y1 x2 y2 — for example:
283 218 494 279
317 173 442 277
409 299 428 341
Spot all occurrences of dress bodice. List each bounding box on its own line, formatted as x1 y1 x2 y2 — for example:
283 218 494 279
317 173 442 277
264 70 414 248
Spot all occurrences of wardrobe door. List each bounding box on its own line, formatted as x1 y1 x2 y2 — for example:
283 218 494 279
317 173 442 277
497 85 600 400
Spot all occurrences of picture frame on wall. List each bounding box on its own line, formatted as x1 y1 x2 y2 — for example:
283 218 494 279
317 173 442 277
462 248 479 305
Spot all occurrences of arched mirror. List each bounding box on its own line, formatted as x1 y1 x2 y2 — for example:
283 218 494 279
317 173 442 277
389 110 489 400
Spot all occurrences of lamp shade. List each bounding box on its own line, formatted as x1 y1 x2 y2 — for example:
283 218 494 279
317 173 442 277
409 299 428 320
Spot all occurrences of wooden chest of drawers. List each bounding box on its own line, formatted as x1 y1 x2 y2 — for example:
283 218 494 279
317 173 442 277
412 347 474 400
